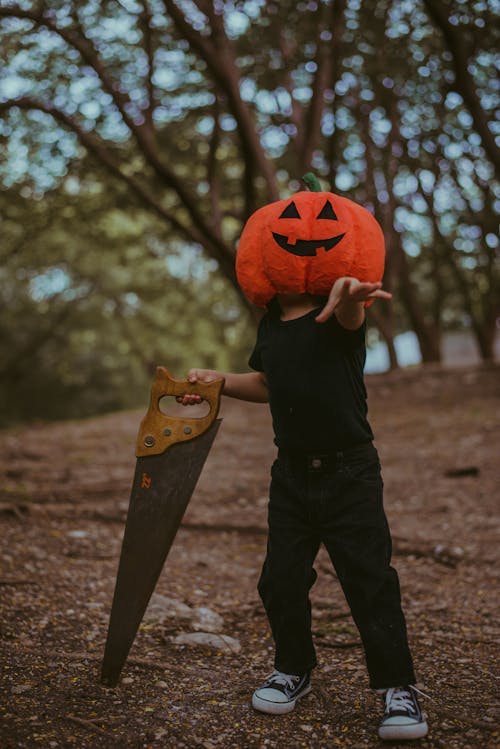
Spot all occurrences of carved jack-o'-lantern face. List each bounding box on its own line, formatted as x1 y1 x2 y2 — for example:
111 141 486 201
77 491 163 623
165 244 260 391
272 197 346 256
236 184 386 307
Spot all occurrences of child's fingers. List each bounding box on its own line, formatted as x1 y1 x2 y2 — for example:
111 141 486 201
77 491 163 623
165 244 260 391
348 281 380 297
351 284 392 302
315 284 344 322
366 289 392 300
187 368 216 384
176 393 203 406
315 296 339 323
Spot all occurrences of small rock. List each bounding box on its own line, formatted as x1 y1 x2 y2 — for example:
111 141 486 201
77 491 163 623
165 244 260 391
12 683 33 694
144 595 224 633
191 606 224 633
485 707 500 720
170 632 241 653
144 594 192 623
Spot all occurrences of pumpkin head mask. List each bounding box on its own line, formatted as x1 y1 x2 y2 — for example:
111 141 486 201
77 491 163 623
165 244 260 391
236 174 385 307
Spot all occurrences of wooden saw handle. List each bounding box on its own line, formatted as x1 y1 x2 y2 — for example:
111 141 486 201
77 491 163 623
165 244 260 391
136 366 224 457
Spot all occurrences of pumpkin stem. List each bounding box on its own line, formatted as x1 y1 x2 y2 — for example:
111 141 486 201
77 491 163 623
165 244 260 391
302 172 322 192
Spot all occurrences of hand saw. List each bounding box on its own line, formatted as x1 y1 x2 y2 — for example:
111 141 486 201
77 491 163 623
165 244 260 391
101 366 224 687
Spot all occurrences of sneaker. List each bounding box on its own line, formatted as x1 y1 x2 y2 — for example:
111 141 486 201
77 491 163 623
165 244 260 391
252 670 311 715
378 685 429 741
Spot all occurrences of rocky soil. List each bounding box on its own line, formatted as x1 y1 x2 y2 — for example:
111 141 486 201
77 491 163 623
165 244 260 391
1 363 499 749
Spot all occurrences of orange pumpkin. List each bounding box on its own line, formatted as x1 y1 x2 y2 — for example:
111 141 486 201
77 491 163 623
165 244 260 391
236 174 385 307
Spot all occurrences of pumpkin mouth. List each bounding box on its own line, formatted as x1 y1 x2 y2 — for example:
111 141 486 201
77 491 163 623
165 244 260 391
272 232 346 257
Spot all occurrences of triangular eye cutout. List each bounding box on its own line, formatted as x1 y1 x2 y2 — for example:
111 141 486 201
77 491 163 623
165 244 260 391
317 200 338 220
279 201 301 219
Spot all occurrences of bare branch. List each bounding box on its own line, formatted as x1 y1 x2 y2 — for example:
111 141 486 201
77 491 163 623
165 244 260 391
357 101 398 368
0 97 241 284
299 0 346 173
0 6 143 140
279 33 304 156
0 4 231 258
386 108 441 361
138 0 157 135
207 97 223 235
161 0 215 67
161 0 278 203
421 0 500 176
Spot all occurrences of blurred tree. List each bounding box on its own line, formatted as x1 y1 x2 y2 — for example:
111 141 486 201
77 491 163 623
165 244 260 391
0 0 498 396
0 169 254 424
324 0 499 362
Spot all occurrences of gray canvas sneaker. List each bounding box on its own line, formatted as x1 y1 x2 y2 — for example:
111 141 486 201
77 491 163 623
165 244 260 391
378 685 429 740
252 670 311 715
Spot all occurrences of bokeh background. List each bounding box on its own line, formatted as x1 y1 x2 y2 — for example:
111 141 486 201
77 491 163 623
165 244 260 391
1 0 498 425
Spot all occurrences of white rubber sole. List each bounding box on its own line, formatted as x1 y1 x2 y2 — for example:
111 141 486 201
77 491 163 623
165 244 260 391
378 719 429 741
252 684 312 715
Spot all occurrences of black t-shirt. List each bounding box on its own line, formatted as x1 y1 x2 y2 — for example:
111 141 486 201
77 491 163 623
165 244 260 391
248 306 373 453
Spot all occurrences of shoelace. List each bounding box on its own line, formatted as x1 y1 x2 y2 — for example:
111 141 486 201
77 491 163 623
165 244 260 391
266 670 300 690
385 685 430 713
411 685 430 700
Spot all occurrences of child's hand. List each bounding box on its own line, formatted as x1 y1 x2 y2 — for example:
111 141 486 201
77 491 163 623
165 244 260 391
176 369 221 406
316 277 392 323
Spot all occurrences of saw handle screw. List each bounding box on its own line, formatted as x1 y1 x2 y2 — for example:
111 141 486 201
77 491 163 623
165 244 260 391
183 426 192 435
143 435 156 448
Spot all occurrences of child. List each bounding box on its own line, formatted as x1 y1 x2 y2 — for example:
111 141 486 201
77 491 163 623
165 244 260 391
179 276 428 741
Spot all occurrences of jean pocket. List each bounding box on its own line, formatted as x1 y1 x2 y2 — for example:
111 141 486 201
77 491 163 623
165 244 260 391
271 457 294 489
343 455 382 484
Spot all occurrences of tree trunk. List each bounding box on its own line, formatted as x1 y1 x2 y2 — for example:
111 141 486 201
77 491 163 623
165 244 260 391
398 263 441 363
368 305 399 370
472 310 498 362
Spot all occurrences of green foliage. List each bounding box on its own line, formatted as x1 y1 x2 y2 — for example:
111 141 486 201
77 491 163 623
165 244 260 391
0 172 255 426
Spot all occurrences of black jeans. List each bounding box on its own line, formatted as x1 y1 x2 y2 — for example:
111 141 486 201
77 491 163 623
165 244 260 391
257 442 416 689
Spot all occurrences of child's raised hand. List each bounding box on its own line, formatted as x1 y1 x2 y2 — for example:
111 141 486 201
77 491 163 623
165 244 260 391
316 277 392 323
176 369 220 406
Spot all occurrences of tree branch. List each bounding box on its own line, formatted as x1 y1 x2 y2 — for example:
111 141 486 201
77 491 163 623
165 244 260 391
207 97 223 235
161 0 278 204
421 0 500 176
0 5 233 265
0 6 145 141
279 33 304 159
299 0 346 173
138 0 157 135
0 96 239 287
360 90 441 362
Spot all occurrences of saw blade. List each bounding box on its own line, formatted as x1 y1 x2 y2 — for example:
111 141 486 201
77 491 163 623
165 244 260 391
101 418 221 686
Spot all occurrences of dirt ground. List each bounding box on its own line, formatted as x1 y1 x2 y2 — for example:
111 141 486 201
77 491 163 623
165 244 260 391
1 363 499 749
